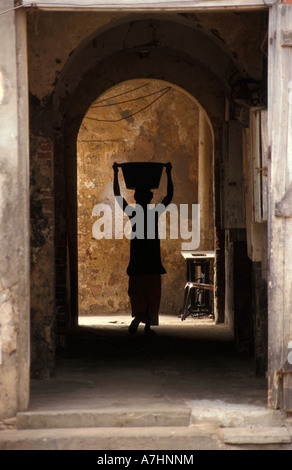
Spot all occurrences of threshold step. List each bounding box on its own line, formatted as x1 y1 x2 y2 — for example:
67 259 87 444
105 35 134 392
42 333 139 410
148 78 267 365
16 407 191 430
1 424 292 450
0 424 221 451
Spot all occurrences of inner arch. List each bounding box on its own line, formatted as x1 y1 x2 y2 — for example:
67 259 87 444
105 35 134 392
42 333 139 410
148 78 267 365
76 78 214 319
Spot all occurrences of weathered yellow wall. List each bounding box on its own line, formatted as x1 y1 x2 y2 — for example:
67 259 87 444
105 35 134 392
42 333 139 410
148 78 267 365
77 79 213 316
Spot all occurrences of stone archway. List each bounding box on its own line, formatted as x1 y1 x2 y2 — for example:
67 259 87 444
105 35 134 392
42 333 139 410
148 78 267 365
51 13 248 366
76 78 214 320
54 48 228 332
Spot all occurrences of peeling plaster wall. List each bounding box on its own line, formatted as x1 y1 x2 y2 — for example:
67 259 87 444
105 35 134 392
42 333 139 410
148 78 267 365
27 10 267 101
27 11 127 101
77 79 213 316
0 288 18 417
0 6 29 418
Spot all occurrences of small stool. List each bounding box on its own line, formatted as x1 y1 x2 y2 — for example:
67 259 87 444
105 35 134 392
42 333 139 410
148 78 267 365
180 251 215 321
180 280 214 321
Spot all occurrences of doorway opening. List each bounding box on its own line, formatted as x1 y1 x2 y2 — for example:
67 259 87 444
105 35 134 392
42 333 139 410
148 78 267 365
28 12 269 418
76 79 215 330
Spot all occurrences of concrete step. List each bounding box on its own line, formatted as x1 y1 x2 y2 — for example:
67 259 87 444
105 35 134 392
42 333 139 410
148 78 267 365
4 402 290 450
0 424 223 450
187 399 287 428
16 401 287 431
16 407 192 430
0 424 291 450
222 426 292 446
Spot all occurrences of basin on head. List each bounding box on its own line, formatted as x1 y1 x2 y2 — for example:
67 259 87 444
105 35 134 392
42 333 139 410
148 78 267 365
119 162 165 189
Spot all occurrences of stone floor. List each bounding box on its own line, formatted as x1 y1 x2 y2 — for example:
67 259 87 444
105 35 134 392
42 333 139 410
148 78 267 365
31 314 268 411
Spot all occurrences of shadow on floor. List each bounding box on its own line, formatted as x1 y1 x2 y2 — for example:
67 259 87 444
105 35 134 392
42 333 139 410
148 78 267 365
29 315 267 412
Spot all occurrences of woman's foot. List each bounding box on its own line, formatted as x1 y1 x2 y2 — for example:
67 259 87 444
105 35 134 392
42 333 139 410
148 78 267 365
129 316 141 334
144 324 156 336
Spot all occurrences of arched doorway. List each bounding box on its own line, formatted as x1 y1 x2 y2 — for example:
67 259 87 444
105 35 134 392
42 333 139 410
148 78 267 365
76 79 214 322
54 40 229 333
51 13 260 376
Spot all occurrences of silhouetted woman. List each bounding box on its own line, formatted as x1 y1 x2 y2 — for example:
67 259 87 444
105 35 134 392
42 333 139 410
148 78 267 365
113 162 173 336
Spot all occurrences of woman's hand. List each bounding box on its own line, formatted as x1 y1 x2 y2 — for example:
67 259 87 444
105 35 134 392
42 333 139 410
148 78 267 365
165 162 172 174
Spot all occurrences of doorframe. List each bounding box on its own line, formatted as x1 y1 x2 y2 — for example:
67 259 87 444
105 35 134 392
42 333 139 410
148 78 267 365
267 2 292 410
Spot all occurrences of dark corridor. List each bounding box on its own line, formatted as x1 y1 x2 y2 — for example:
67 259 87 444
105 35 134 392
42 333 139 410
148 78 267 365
30 315 267 413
